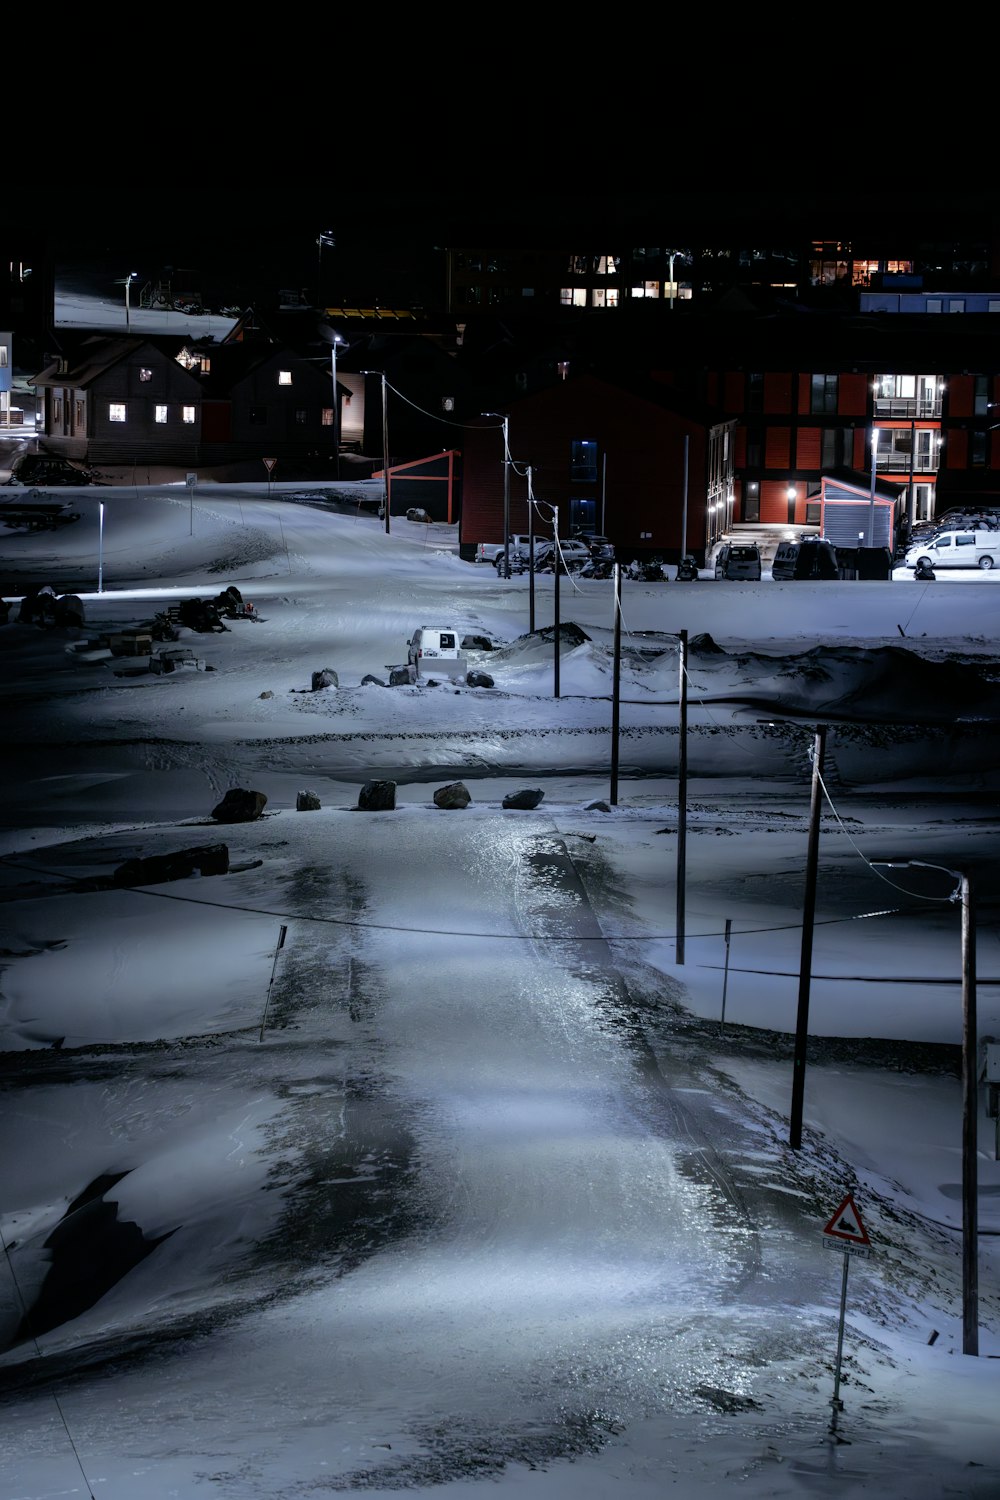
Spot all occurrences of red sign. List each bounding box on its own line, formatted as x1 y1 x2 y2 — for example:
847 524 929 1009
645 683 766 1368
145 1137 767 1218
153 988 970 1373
822 1193 871 1247
263 458 277 473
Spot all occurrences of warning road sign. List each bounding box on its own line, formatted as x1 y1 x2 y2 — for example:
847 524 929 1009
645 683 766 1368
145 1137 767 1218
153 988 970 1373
263 458 277 473
822 1193 871 1250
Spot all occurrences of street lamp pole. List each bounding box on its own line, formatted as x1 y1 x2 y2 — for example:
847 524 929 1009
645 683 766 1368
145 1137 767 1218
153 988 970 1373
873 859 979 1356
482 413 511 577
124 271 138 332
867 425 879 546
330 335 344 481
381 373 390 534
789 724 826 1150
361 371 390 533
316 230 335 309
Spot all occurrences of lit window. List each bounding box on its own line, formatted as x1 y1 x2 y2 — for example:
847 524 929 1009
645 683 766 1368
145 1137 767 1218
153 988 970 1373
155 405 168 423
278 370 292 385
321 407 334 427
0 347 8 367
109 403 126 422
139 368 152 382
182 406 196 424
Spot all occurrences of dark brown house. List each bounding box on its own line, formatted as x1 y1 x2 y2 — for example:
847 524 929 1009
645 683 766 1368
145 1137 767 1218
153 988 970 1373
458 373 736 564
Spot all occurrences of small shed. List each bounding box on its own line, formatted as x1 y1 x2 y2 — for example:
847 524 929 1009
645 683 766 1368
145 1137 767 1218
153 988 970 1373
812 475 897 551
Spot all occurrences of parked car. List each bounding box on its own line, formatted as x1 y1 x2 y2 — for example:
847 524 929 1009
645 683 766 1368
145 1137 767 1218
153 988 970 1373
5 453 97 487
905 529 1000 571
534 539 592 573
714 542 762 581
475 535 543 566
771 537 839 580
576 534 615 560
406 627 467 679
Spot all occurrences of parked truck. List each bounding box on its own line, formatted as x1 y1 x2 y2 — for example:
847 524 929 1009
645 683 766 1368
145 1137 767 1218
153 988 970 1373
474 535 547 566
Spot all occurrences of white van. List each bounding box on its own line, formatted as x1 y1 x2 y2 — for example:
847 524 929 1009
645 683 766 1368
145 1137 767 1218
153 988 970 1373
713 542 762 580
407 627 467 679
906 529 1000 572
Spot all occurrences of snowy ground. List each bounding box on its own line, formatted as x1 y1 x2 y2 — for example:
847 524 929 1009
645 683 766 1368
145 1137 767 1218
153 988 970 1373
0 483 999 1499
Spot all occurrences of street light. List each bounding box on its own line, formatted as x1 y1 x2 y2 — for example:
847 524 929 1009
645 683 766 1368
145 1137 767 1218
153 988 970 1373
867 425 879 546
361 370 390 533
786 483 797 526
666 248 688 310
329 333 345 481
120 271 139 332
481 412 510 577
316 230 336 309
872 859 979 1356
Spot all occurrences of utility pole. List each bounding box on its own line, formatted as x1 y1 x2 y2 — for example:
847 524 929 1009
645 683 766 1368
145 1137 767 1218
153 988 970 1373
527 468 536 633
960 871 979 1356
502 415 510 577
871 858 979 1354
481 412 511 576
553 505 560 700
790 725 827 1150
610 564 622 805
381 374 390 535
676 629 688 964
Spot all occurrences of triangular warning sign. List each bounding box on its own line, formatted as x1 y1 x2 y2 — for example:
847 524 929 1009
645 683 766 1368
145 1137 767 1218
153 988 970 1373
823 1193 870 1245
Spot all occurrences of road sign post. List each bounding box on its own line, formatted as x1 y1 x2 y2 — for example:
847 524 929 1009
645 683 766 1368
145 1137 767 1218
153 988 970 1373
822 1193 871 1439
263 457 276 497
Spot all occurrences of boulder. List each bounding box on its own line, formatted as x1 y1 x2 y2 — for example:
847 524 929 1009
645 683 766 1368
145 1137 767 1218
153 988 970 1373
406 507 432 523
54 594 85 627
465 670 494 688
585 799 612 812
361 674 387 687
502 788 545 810
358 780 396 811
113 843 230 886
462 635 493 651
211 788 268 823
388 666 412 686
296 790 322 811
311 668 339 691
433 781 472 809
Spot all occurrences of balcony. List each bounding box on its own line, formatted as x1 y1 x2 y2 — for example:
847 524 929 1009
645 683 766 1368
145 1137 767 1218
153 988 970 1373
874 396 942 419
876 451 938 473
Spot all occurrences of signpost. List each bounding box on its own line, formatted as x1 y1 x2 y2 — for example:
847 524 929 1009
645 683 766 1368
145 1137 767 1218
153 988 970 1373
822 1193 871 1440
263 457 276 497
186 473 197 536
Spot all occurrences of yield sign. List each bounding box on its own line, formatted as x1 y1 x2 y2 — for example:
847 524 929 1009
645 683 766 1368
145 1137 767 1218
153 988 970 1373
823 1193 871 1247
263 457 277 473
